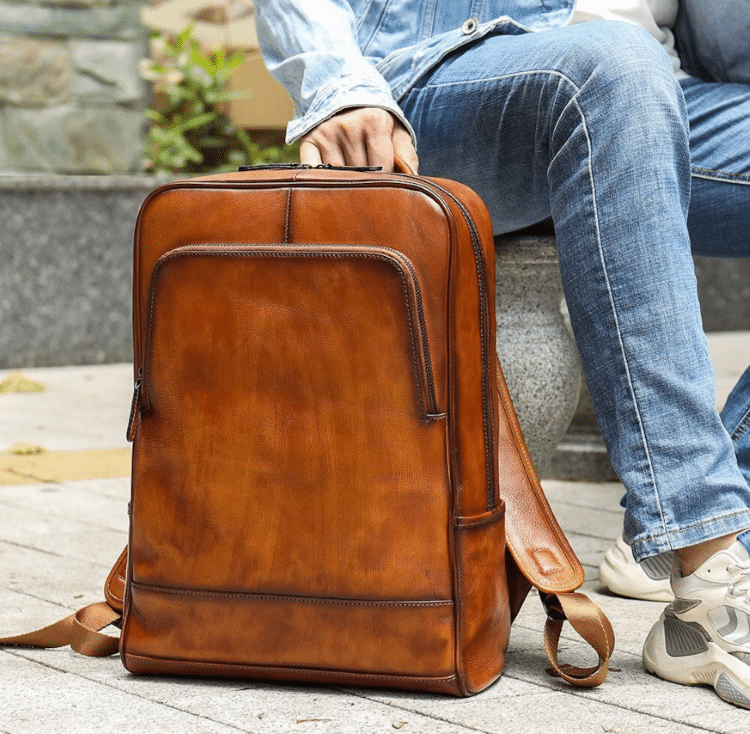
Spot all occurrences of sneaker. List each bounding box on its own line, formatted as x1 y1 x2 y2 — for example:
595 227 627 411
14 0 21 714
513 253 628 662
643 540 750 709
599 535 674 602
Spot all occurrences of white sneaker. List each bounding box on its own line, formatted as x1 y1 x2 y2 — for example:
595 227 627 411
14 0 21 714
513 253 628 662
643 540 750 709
599 535 674 602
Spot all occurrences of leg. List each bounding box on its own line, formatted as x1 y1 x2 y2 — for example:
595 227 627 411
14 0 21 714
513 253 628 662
641 81 750 705
400 20 750 560
681 76 750 498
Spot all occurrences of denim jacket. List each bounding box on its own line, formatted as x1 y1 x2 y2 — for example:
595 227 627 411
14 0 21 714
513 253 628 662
255 0 747 144
255 0 574 143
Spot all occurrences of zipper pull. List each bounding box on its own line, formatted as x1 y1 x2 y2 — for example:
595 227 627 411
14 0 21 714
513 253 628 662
126 368 142 442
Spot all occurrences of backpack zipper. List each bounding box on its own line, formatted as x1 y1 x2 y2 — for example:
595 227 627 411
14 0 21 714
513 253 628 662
133 243 440 425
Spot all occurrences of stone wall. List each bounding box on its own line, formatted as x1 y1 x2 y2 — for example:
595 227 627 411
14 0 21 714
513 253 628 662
0 0 148 174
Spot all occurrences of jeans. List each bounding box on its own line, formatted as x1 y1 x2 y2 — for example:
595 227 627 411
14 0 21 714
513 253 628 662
399 20 750 560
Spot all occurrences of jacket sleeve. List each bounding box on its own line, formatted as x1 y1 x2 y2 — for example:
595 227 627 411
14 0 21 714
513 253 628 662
254 0 415 144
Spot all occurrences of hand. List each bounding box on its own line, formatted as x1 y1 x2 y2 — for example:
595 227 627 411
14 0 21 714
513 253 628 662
299 108 418 173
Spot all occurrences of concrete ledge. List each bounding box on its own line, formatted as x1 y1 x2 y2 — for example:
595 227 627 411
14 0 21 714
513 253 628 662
0 175 164 368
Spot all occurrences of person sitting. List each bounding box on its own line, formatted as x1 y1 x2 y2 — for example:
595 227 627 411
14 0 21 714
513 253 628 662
256 0 750 708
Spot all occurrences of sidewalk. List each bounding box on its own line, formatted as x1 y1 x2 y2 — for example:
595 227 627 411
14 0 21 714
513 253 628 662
1 333 748 734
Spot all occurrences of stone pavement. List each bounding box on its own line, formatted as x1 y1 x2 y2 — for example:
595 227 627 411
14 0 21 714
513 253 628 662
1 333 749 734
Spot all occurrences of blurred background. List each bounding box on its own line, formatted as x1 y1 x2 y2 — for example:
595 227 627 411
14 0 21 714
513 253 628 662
0 0 295 175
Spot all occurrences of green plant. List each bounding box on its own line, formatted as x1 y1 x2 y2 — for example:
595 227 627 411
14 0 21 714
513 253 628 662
142 26 296 174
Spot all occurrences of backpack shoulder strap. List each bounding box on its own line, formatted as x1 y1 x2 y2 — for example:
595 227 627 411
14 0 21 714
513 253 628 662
0 601 119 656
0 547 125 657
495 358 615 687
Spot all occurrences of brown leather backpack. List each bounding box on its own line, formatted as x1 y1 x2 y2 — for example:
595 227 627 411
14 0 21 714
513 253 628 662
1 165 613 695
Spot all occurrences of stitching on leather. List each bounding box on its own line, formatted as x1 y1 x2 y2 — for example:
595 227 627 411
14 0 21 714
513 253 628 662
131 582 454 607
283 185 293 244
426 182 495 511
124 654 457 683
146 247 434 420
455 507 504 529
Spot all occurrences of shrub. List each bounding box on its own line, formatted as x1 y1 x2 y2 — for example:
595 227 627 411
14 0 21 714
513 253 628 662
142 26 296 175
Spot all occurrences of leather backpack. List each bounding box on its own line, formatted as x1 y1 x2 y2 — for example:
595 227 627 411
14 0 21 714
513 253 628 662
1 165 613 696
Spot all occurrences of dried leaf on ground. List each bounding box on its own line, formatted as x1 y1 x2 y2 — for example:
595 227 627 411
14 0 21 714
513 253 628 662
0 371 46 394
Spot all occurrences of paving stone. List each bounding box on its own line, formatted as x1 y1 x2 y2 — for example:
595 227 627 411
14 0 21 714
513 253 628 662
0 364 132 452
0 478 129 528
0 585 79 637
543 501 624 542
0 651 244 734
6 648 488 734
366 672 707 734
542 480 625 512
0 543 115 610
0 502 126 566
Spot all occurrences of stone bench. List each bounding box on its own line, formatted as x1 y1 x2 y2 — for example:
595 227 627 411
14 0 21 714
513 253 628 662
494 226 581 474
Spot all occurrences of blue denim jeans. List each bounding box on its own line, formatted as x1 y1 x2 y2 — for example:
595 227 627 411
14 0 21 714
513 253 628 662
399 20 750 560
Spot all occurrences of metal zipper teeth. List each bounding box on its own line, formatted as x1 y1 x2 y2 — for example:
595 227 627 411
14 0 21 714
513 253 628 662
420 181 496 513
138 242 439 419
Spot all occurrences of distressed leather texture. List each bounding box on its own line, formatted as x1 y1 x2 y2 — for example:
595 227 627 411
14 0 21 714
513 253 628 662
118 167 613 695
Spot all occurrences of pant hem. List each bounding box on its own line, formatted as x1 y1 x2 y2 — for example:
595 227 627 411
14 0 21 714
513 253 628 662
629 510 750 561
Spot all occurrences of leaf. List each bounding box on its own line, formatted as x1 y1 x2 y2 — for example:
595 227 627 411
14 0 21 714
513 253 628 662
143 24 298 174
222 51 246 75
0 371 46 394
145 109 167 124
174 24 195 55
178 111 216 132
146 63 170 76
189 43 216 77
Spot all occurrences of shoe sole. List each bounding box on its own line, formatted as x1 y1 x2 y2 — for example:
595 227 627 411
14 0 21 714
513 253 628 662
599 552 673 603
643 617 750 709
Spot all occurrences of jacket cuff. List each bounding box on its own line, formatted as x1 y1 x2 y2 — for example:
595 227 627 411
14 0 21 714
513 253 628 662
285 78 417 150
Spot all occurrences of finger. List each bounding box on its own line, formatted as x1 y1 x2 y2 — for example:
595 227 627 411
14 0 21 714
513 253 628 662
392 125 419 174
329 107 395 168
340 115 377 168
320 143 347 168
299 139 322 166
363 129 395 172
300 133 345 166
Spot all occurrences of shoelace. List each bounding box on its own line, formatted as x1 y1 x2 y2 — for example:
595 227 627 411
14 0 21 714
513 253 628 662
727 560 750 599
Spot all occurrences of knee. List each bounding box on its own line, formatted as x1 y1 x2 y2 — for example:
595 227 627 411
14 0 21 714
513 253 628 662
562 21 680 98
